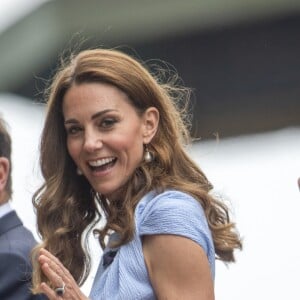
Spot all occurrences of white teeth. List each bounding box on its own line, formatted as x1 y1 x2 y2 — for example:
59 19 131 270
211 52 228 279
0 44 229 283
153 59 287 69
89 157 115 167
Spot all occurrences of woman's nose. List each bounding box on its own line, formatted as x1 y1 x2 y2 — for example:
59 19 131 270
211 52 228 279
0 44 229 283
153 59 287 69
83 131 103 152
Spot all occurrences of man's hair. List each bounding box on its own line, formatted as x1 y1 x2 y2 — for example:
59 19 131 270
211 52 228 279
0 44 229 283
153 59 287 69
0 116 12 199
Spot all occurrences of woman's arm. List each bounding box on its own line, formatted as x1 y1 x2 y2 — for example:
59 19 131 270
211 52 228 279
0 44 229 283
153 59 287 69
143 234 214 300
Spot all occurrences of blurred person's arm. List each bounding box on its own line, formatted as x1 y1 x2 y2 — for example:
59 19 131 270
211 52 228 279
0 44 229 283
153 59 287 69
0 252 45 300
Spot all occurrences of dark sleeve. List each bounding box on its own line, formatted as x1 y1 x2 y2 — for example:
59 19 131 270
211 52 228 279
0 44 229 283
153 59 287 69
0 252 46 300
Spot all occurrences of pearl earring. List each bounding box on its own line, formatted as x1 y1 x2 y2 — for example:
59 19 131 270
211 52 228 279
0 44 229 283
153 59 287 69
144 145 153 163
77 168 83 175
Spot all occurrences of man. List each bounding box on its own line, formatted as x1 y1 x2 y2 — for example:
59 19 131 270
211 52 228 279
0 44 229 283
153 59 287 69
0 117 44 300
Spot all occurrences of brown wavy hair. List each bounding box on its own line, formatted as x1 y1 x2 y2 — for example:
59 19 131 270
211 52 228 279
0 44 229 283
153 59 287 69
31 48 242 292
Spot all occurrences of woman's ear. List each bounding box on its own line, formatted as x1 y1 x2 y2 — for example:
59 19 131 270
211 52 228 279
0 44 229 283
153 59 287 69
0 157 9 193
142 107 159 144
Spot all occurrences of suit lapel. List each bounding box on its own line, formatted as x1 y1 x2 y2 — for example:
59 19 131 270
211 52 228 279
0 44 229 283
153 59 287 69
0 211 22 236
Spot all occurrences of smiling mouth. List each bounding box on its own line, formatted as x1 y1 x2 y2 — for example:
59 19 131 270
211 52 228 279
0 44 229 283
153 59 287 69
88 157 117 172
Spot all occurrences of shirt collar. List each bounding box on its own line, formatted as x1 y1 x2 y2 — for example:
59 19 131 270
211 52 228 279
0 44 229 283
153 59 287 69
0 202 13 219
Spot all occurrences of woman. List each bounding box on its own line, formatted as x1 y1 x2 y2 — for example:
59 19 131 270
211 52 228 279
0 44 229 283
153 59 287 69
32 48 242 299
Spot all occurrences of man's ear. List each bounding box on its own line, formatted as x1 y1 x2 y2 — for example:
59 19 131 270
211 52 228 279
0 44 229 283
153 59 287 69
142 107 159 144
0 157 9 193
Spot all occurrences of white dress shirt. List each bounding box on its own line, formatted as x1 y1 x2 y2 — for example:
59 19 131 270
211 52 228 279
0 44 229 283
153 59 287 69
0 202 13 219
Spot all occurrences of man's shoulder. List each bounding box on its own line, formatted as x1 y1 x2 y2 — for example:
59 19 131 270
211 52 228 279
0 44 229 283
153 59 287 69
0 216 37 257
0 227 37 251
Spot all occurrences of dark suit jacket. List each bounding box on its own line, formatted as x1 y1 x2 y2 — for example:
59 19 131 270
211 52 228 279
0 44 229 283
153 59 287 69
0 210 45 300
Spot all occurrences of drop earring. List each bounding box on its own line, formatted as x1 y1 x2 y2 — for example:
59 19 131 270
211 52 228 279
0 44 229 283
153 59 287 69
144 145 153 163
77 167 83 175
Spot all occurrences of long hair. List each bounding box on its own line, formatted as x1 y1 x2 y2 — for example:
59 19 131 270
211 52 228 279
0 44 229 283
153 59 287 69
31 48 242 292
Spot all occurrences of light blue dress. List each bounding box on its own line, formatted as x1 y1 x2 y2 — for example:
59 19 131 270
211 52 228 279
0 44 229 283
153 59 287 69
89 190 215 300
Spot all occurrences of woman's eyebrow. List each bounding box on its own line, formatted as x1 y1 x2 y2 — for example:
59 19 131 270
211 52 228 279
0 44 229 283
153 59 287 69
91 109 117 120
64 109 118 125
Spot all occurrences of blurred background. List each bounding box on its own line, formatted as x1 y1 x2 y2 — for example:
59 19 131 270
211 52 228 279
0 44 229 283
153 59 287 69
1 0 300 299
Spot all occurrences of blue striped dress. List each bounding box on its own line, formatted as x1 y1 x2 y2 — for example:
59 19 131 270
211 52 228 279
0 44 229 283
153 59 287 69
89 190 215 299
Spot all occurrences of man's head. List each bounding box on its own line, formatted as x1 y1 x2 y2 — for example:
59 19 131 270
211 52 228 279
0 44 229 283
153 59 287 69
0 117 12 203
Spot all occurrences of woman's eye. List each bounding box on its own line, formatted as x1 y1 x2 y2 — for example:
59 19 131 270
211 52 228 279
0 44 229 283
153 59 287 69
66 126 81 135
101 118 117 128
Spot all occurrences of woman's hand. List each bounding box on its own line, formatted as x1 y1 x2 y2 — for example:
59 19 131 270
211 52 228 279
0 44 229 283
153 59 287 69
38 248 89 300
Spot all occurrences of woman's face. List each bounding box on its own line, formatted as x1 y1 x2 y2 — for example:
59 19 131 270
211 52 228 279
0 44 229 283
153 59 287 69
62 82 158 200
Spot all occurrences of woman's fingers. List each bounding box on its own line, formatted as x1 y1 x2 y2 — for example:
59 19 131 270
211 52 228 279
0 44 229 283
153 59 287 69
38 248 88 299
40 262 64 288
39 248 74 286
40 282 62 300
39 255 65 280
39 248 71 277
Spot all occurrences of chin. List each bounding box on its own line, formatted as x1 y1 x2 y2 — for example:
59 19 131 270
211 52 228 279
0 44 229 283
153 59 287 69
93 179 128 200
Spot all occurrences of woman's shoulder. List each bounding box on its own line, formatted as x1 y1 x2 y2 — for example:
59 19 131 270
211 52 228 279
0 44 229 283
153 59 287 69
136 189 204 220
135 189 215 264
135 189 209 239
